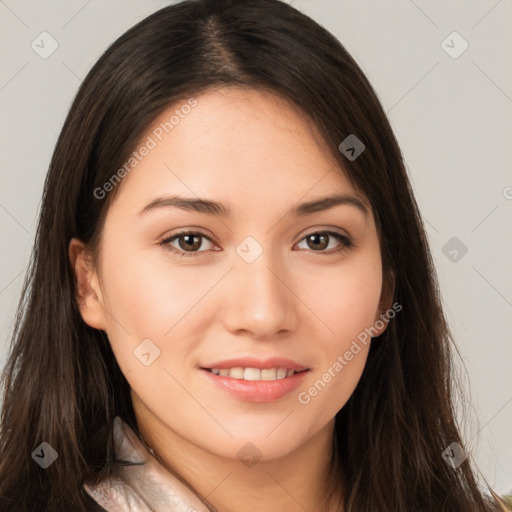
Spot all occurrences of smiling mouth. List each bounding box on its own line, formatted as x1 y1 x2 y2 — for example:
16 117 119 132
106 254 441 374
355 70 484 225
201 367 309 381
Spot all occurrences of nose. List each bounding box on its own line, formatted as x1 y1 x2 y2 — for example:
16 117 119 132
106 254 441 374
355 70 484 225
221 249 298 340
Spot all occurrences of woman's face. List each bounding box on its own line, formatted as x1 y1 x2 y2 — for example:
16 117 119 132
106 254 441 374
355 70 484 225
74 86 390 462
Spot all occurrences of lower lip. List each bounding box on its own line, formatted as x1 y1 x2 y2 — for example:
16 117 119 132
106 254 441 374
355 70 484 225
200 369 309 403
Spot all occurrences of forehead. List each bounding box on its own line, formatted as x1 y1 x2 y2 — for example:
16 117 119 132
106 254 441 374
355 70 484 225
109 86 365 215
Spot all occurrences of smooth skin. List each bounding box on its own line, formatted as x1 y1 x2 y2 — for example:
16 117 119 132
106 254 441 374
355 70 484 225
70 86 394 512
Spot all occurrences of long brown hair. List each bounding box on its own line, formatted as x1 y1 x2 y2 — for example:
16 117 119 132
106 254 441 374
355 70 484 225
0 0 508 510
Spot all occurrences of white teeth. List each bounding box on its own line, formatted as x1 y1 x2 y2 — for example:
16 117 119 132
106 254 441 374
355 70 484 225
261 368 277 381
276 368 287 379
243 367 261 381
209 366 299 381
228 367 244 379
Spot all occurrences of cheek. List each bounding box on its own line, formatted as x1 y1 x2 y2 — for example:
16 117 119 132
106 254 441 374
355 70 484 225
97 239 169 362
305 251 383 347
99 240 219 370
101 239 197 328
295 251 381 420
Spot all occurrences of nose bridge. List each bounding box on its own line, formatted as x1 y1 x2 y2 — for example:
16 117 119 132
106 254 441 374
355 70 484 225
222 238 296 337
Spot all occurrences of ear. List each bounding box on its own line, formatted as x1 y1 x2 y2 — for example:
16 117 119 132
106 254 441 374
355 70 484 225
372 269 396 337
68 238 107 330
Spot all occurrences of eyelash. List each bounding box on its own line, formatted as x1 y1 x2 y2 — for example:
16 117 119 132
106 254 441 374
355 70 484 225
160 230 354 258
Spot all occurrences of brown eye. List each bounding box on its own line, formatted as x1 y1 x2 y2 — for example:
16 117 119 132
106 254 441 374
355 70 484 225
177 234 203 251
305 233 329 251
161 232 216 257
296 231 353 254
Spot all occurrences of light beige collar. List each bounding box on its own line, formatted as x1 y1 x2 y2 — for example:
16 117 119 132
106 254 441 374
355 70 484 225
84 416 212 512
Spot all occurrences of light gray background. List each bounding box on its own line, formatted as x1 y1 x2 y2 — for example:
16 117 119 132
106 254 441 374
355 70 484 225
1 0 511 495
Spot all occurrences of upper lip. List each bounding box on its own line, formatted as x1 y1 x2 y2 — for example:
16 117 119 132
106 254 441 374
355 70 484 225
200 356 309 372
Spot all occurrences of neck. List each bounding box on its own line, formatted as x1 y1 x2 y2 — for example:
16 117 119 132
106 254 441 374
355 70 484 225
131 394 343 512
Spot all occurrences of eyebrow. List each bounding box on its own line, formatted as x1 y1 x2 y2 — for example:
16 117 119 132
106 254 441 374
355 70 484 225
139 193 369 218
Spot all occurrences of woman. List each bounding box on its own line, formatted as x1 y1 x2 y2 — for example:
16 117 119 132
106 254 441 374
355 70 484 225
0 0 508 510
